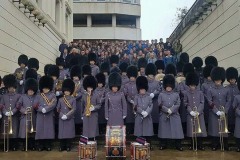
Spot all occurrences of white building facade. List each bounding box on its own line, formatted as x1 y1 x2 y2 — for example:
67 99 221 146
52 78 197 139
0 0 73 75
73 0 141 40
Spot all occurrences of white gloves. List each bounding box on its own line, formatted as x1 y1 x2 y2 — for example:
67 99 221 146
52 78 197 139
5 112 10 116
20 80 24 85
0 114 2 119
216 111 221 116
123 116 126 119
150 93 154 99
81 117 83 120
90 105 95 112
42 108 46 113
61 115 67 120
105 118 108 121
167 109 172 115
130 100 134 104
56 91 60 96
141 111 148 118
190 111 196 117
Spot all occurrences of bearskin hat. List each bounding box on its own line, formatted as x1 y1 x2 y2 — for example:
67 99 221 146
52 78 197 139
25 69 37 80
226 67 238 82
70 65 81 79
165 64 177 76
108 72 122 91
237 76 240 91
3 74 17 89
95 73 106 87
155 60 165 71
110 66 121 74
82 64 92 77
203 65 214 78
56 57 65 67
28 58 39 70
83 75 97 91
145 63 157 76
109 55 119 64
47 65 60 79
44 64 52 76
100 62 110 74
192 57 203 69
88 53 97 63
205 56 218 67
24 78 38 94
39 76 54 92
180 52 189 64
137 58 147 70
127 65 138 78
119 62 128 73
163 74 175 90
62 79 75 95
183 63 195 77
136 76 148 92
186 72 199 86
18 54 28 66
211 67 225 83
176 62 184 73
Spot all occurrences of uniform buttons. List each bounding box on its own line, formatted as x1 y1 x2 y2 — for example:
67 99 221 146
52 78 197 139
10 104 12 105
169 103 170 104
219 93 220 95
193 97 195 99
10 99 12 100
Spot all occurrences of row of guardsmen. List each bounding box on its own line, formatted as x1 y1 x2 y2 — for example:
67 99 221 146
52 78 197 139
1 53 240 152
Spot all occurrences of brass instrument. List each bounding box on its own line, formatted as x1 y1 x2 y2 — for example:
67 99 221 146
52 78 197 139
16 71 24 80
85 89 92 117
191 106 202 151
3 107 13 152
73 82 80 97
218 106 229 151
55 80 63 91
25 107 35 151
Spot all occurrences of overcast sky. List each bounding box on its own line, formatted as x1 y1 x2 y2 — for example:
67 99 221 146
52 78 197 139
140 0 195 41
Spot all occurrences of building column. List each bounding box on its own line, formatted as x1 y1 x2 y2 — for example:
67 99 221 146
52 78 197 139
87 15 92 27
112 14 116 27
136 17 140 29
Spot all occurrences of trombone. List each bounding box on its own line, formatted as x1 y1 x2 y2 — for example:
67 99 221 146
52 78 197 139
218 106 229 151
191 106 202 151
25 106 35 151
3 107 13 152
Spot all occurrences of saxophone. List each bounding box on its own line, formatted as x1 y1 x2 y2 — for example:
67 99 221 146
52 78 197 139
85 90 92 117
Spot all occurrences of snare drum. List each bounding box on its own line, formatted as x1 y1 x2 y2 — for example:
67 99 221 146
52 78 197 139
78 141 97 160
130 142 150 160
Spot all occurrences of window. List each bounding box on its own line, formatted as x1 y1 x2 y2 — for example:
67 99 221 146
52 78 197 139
92 14 112 27
116 14 136 28
73 14 87 27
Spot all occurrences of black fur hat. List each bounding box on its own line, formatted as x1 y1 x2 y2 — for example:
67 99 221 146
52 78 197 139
186 72 199 86
155 60 165 71
95 73 106 87
25 69 38 80
119 62 128 73
165 64 177 76
82 64 92 77
176 62 184 73
83 75 97 91
24 78 38 94
237 76 240 91
18 54 28 66
108 72 122 91
127 65 138 78
44 64 52 76
203 65 214 78
211 67 225 83
39 76 54 92
110 55 119 64
136 76 148 92
3 74 17 89
100 62 110 74
28 58 39 70
47 65 60 79
183 63 195 77
226 67 238 82
110 66 121 74
180 52 189 64
163 74 175 90
145 63 157 76
56 57 65 67
192 57 203 69
137 58 147 70
205 56 218 67
88 53 97 63
62 79 75 95
70 65 81 79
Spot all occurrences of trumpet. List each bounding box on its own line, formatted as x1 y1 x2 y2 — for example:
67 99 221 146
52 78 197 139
218 106 229 151
85 89 92 117
191 106 202 151
25 107 35 151
3 107 13 152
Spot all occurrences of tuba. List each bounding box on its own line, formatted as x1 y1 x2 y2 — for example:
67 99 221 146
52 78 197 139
191 106 202 151
85 89 92 117
218 106 229 151
3 107 13 152
25 107 35 151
